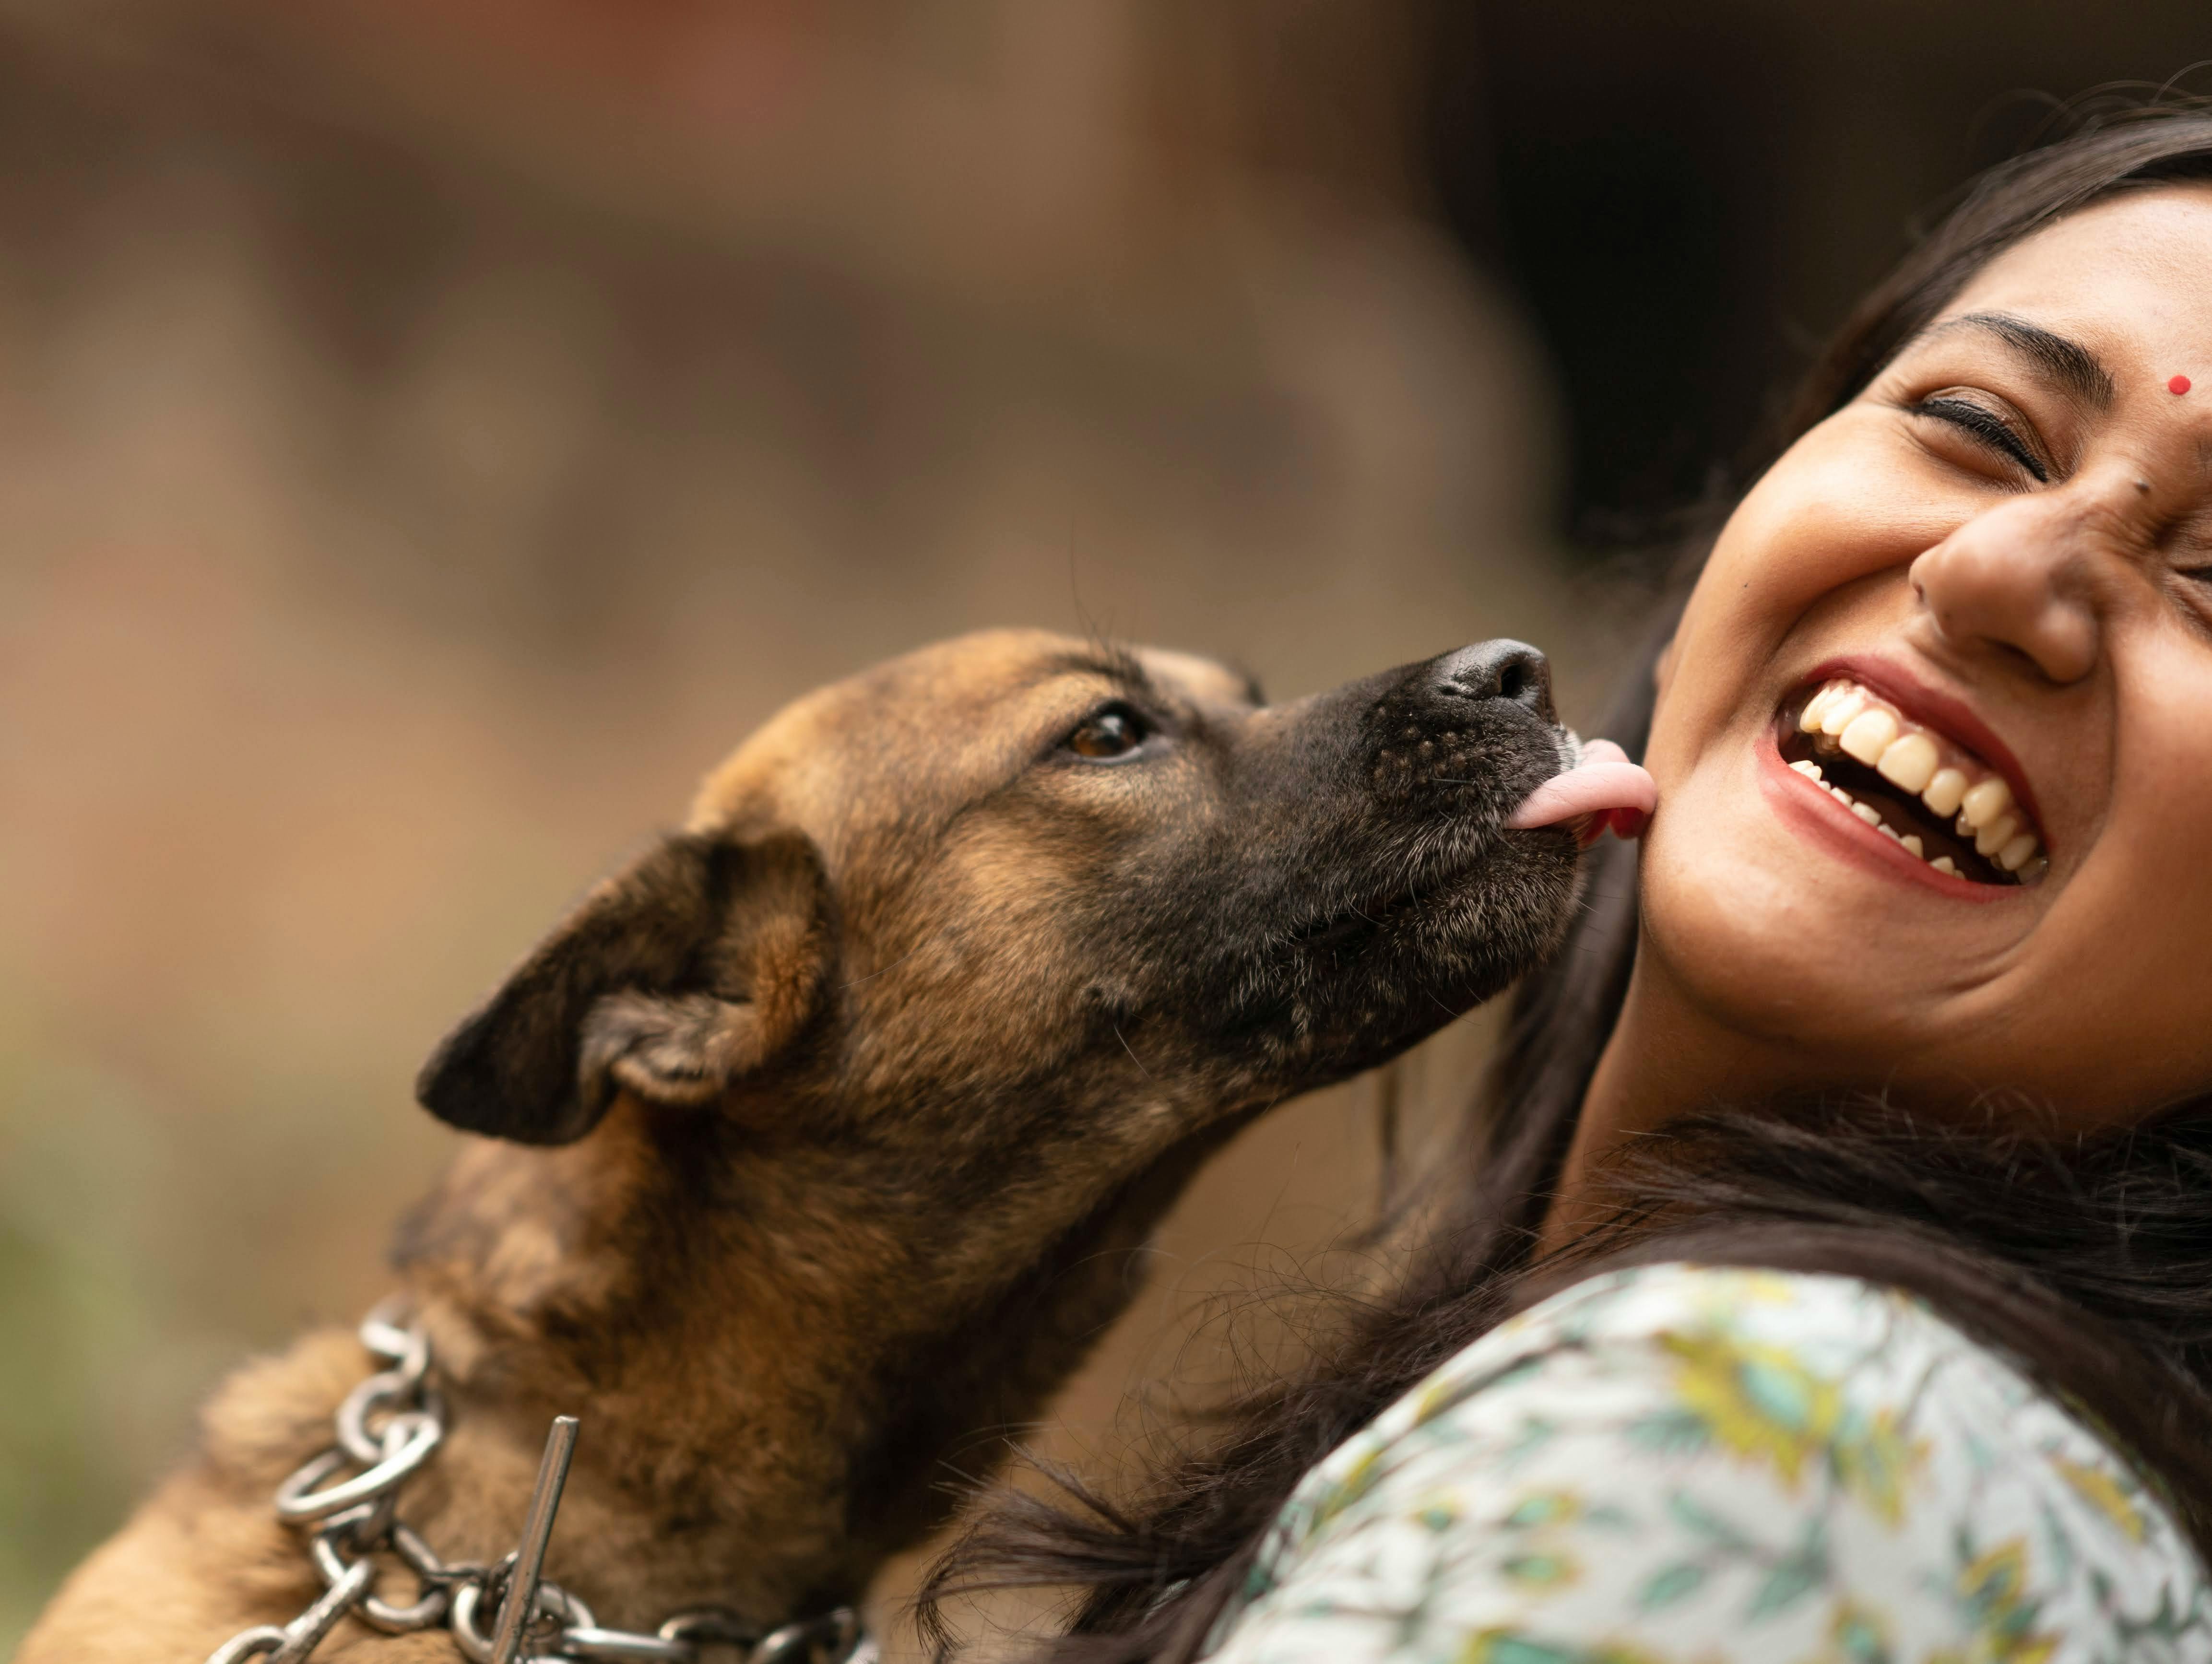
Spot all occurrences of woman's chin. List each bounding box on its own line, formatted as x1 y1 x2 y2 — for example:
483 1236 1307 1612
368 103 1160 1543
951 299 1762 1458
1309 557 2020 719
1638 772 2001 1062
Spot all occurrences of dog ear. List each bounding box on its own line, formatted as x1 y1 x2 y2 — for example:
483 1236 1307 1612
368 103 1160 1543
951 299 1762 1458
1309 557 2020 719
415 830 832 1145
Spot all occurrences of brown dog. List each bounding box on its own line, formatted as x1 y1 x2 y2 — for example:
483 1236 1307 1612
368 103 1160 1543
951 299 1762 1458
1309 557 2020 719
22 628 1585 1662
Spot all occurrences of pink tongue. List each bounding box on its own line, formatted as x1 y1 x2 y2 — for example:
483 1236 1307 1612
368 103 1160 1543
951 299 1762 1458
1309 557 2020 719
1508 740 1658 840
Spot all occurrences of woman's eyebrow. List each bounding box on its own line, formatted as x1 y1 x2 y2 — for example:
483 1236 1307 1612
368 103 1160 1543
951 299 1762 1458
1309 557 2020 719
1916 311 2116 411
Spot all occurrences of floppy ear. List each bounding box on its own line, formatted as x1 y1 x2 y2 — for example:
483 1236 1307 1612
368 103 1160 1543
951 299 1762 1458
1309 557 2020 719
415 830 832 1145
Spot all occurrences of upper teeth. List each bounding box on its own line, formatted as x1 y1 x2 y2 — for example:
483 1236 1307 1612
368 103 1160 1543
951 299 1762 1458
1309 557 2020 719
1795 678 2045 882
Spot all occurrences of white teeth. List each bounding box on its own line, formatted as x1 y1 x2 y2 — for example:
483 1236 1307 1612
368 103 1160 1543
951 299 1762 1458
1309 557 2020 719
1974 814 2019 859
1799 685 1841 732
1821 688 1869 736
1922 767 1969 818
1786 677 2046 886
1838 708 1900 765
1876 732 1939 793
1959 777 2013 831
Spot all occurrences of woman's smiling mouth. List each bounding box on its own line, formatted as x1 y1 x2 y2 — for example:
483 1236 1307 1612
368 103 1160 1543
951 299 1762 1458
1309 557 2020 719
1768 671 2048 888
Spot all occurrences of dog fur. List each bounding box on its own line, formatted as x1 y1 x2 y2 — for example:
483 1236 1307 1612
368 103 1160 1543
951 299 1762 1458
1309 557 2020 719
22 627 1581 1660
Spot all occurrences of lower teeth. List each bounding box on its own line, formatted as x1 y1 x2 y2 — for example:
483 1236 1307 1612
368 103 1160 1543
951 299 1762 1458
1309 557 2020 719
1786 753 2035 885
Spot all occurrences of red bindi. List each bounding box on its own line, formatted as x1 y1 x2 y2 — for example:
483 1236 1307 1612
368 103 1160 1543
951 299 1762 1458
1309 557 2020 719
2170 374 2193 395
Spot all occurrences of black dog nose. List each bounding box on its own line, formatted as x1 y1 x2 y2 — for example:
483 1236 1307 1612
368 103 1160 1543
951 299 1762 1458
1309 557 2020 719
1431 639 1555 721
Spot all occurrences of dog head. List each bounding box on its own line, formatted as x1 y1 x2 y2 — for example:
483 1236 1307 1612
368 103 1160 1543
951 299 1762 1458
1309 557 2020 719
417 628 1584 1166
396 628 1607 1596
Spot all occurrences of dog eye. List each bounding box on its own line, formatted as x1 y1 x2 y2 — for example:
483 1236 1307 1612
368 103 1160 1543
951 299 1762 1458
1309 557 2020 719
1064 703 1151 761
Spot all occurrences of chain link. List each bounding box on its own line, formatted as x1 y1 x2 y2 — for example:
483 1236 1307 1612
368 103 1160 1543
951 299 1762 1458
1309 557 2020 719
204 1303 875 1664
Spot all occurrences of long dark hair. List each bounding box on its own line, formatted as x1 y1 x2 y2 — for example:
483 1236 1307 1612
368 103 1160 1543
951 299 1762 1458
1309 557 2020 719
920 106 2212 1662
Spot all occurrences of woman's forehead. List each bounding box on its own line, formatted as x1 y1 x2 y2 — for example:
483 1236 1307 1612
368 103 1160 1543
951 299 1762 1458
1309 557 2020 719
1938 183 2212 337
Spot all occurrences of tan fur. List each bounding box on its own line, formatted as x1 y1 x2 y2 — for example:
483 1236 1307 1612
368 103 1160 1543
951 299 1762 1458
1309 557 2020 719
24 628 1581 1661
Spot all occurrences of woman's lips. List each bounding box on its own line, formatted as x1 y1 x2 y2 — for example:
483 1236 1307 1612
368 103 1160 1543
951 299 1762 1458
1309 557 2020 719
1762 735 2005 900
1787 675 2046 885
1509 739 1657 844
1798 657 2045 840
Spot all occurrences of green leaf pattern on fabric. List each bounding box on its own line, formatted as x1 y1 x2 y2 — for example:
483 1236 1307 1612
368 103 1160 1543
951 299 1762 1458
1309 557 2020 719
1202 1265 2210 1664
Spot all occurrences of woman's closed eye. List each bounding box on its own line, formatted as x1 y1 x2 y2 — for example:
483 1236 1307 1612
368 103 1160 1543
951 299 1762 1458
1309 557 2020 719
1909 392 2051 483
2167 565 2212 632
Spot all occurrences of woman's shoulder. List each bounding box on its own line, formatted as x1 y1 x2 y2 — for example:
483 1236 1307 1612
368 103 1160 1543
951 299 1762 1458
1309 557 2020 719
1215 1263 2210 1664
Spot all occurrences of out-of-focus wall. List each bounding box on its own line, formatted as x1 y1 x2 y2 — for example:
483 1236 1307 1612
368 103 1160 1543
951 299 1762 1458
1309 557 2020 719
1438 0 2212 526
0 5 1596 1651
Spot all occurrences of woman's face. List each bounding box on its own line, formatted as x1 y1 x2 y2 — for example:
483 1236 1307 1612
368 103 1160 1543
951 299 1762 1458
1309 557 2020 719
1644 183 2212 1121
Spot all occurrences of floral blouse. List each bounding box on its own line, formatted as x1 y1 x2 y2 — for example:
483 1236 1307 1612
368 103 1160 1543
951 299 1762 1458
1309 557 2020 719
1202 1263 2210 1664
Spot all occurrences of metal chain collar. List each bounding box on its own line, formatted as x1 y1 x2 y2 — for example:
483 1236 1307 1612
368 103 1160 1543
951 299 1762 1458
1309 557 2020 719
205 1302 875 1664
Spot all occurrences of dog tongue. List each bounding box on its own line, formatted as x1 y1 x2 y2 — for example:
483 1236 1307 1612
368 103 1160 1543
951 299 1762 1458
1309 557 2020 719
1508 739 1657 843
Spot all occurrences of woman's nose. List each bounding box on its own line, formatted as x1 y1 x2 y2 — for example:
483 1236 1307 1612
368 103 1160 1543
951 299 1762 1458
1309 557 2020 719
1907 494 2103 684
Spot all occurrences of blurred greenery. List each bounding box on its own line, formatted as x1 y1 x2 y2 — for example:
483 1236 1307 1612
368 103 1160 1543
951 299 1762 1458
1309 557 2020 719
0 1219 125 1641
0 1047 158 1644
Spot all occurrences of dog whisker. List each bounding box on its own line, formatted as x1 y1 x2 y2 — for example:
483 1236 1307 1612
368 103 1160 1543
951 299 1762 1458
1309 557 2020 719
831 947 929 987
840 944 925 989
1114 1024 1155 1080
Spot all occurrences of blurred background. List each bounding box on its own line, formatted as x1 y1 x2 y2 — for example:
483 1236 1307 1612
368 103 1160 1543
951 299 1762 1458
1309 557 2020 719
3 2 2209 1653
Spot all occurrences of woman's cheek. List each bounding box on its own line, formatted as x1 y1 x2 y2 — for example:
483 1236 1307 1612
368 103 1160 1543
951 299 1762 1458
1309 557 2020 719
1646 461 1859 773
2067 639 2212 1097
1661 426 1964 762
1731 425 1943 602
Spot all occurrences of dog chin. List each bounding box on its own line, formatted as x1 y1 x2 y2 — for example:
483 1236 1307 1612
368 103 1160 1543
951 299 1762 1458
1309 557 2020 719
1287 835 1584 1076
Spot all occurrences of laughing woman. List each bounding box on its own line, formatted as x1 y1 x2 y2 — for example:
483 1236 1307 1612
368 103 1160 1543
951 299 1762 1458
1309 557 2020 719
927 107 2212 1663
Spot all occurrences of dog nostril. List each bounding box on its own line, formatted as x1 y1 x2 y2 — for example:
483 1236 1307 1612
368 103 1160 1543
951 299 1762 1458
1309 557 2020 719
1436 639 1554 718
